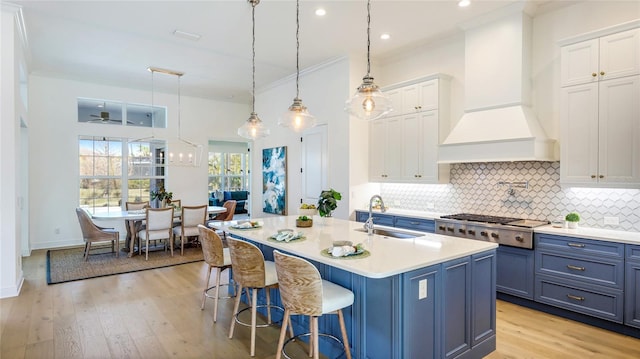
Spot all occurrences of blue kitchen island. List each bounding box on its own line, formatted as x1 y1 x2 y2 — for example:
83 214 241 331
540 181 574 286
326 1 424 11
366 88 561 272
215 216 498 359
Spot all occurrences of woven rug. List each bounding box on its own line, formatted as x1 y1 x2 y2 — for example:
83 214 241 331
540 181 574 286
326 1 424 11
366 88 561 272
46 245 204 284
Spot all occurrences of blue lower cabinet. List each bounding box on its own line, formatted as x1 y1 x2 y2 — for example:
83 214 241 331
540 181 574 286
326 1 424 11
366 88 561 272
471 251 497 347
354 211 395 226
395 217 435 232
497 246 534 299
625 244 640 329
442 257 471 358
402 265 441 359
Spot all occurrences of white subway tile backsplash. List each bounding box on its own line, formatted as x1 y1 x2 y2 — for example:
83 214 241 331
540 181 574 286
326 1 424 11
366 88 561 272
381 161 640 232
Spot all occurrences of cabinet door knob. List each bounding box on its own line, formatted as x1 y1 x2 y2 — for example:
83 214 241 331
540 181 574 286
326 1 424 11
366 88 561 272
592 73 597 77
600 71 605 76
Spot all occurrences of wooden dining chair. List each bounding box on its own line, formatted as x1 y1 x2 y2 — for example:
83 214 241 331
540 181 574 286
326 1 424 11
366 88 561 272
138 207 174 260
173 205 207 255
125 201 149 250
75 208 119 261
209 200 237 240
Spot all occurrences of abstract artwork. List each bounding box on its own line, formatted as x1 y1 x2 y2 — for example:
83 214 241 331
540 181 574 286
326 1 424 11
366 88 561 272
262 146 287 215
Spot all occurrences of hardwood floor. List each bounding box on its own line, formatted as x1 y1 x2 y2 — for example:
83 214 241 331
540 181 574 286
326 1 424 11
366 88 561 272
2 250 639 358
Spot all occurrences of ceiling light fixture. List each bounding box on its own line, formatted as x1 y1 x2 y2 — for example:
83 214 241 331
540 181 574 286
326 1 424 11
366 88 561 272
278 0 316 132
238 0 270 140
315 8 326 16
148 66 203 167
458 0 471 8
380 33 390 40
344 0 393 121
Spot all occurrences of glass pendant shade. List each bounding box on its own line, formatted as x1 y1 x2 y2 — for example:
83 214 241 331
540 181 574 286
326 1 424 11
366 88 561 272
238 112 270 140
345 75 393 120
279 97 317 132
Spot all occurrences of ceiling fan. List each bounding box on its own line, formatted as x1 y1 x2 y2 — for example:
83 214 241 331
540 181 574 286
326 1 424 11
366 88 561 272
88 103 133 124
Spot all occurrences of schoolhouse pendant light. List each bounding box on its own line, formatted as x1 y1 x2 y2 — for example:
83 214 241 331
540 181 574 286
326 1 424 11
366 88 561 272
278 0 317 132
238 0 270 140
344 0 393 121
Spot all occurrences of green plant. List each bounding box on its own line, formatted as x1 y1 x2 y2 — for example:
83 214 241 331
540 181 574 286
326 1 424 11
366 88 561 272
565 212 580 222
297 215 312 221
150 186 173 204
317 189 342 217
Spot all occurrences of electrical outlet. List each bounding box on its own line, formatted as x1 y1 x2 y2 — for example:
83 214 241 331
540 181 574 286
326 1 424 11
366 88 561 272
604 216 619 225
54 228 60 235
418 279 427 299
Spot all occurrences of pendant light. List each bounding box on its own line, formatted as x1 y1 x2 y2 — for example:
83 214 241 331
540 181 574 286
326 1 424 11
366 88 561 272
344 0 393 121
278 0 316 132
238 0 270 140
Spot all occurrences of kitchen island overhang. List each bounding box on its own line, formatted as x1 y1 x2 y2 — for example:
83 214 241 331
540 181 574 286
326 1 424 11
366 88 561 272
214 216 498 359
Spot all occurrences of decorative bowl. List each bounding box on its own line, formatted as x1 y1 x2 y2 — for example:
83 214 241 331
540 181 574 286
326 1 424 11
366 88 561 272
296 218 313 228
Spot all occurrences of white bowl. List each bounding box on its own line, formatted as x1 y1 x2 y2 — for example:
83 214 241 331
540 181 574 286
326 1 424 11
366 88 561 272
299 208 317 216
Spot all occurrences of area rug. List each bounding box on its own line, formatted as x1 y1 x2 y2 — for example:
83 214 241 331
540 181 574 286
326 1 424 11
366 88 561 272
46 245 204 284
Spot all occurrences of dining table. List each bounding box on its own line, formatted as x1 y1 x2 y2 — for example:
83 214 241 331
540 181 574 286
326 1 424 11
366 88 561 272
89 206 227 257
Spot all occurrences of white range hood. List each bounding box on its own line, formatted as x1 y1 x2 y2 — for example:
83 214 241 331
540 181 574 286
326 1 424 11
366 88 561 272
438 3 556 164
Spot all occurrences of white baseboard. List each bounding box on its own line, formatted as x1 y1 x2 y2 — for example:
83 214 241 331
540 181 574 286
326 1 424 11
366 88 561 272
0 275 24 299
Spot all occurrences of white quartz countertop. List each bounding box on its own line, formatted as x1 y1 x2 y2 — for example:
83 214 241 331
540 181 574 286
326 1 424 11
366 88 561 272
534 224 640 245
212 216 497 279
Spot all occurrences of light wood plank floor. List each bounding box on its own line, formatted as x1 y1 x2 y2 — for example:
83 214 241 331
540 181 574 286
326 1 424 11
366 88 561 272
2 250 639 358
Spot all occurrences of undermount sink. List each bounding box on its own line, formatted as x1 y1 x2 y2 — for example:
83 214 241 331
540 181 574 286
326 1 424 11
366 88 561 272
354 227 420 239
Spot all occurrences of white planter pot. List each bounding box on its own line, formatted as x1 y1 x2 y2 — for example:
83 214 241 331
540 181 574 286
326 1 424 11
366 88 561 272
567 221 579 229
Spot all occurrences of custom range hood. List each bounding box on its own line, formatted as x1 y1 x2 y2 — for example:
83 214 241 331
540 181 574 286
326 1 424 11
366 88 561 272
439 4 556 164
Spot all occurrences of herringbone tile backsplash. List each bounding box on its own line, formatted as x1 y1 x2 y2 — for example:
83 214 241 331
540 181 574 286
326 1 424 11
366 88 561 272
381 162 640 232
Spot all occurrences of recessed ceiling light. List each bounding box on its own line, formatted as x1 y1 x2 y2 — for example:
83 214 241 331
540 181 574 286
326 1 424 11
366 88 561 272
380 33 390 40
458 0 471 7
315 8 326 16
173 29 201 41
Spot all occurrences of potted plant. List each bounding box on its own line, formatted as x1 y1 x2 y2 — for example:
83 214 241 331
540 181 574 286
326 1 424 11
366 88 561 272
296 215 313 228
317 189 342 217
150 186 173 207
565 212 580 229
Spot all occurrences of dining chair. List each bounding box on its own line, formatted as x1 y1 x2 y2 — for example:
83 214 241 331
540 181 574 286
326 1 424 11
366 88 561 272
138 207 174 260
170 199 183 227
197 224 233 323
173 205 207 255
227 237 281 357
125 200 149 251
208 200 237 240
273 250 354 359
75 208 120 261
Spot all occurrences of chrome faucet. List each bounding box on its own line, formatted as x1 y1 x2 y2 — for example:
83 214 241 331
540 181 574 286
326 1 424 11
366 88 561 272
364 195 386 235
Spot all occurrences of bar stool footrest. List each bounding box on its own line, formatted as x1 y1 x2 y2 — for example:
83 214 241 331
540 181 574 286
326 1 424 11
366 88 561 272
204 283 236 300
234 304 284 328
282 332 346 359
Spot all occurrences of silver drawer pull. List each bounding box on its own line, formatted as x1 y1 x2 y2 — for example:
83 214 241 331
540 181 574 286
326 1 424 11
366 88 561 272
567 294 585 301
410 222 420 225
567 264 585 271
567 243 585 248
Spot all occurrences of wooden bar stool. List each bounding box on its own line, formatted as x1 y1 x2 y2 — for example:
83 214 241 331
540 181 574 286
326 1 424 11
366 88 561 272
227 237 282 357
273 250 354 359
197 225 234 323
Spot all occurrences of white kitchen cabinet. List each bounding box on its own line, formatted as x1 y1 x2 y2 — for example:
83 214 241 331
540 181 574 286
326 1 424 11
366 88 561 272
561 27 639 87
386 78 441 116
560 23 640 188
370 74 450 184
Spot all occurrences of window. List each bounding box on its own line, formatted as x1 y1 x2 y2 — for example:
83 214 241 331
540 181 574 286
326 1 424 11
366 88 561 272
79 136 166 213
77 98 166 128
208 141 249 193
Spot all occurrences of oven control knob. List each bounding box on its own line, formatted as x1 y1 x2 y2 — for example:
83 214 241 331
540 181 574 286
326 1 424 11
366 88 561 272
458 228 466 234
480 231 488 237
491 233 499 239
438 226 446 231
515 236 524 242
447 227 454 232
468 230 476 235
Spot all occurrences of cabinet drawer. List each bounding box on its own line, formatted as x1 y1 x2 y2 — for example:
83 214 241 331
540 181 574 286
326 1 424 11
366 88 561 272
627 244 640 263
535 234 624 259
394 217 435 232
536 250 624 289
535 275 623 323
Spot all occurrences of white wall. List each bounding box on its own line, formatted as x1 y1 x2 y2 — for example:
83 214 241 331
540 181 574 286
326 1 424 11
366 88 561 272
1 4 27 298
253 57 355 219
28 75 248 250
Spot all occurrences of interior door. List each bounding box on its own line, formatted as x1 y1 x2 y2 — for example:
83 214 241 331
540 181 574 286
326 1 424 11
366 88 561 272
301 125 328 206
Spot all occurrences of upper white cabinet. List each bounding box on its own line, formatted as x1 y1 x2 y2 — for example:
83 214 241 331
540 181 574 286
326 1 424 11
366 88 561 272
560 22 640 188
561 27 639 87
369 75 450 184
